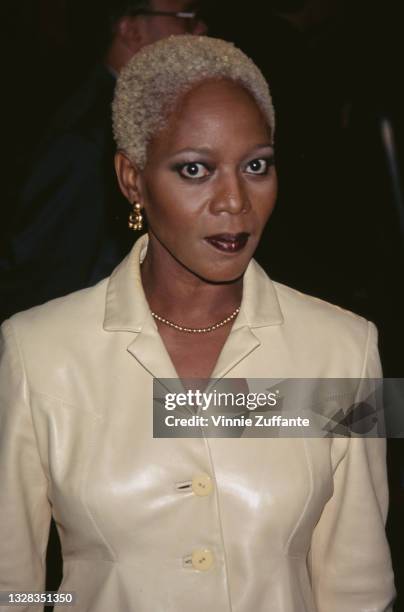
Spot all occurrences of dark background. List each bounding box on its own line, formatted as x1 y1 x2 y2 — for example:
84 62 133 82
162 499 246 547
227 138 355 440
1 0 404 610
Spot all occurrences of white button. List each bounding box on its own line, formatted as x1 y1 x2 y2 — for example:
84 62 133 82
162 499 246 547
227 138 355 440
191 549 214 571
192 474 213 497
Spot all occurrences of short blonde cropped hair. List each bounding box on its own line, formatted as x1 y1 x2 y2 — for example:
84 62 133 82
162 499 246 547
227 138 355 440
112 35 275 168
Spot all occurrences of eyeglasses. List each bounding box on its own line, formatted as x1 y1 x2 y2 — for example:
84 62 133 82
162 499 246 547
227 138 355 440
129 8 205 31
130 9 201 21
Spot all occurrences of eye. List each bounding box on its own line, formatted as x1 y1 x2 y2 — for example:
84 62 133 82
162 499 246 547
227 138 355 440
245 158 274 175
178 162 210 179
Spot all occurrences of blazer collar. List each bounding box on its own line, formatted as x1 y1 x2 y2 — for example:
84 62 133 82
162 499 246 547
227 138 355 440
103 233 150 333
103 233 284 333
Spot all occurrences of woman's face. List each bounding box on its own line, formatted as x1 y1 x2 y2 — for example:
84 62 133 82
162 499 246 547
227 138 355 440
137 79 277 283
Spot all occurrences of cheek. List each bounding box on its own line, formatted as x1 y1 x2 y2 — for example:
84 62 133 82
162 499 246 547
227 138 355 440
265 173 278 213
267 183 278 218
142 183 199 232
251 177 278 221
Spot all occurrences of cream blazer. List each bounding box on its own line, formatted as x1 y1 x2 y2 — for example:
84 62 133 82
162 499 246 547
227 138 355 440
0 233 395 612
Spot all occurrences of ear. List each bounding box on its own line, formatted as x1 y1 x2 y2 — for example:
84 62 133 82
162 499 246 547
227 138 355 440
115 15 142 51
115 151 143 205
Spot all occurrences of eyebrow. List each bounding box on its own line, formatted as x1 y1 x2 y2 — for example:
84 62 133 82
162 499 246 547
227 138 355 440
171 143 274 157
172 147 213 157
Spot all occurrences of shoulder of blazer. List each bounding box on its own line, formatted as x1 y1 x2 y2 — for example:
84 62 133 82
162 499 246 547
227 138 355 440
8 277 110 346
270 279 377 377
273 279 370 331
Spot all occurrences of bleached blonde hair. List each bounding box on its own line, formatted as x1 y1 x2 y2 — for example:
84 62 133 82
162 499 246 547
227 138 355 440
112 35 275 168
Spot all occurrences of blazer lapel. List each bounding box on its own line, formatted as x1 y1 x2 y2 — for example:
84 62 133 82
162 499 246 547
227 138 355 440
103 234 179 379
211 256 284 379
210 326 261 379
127 324 179 379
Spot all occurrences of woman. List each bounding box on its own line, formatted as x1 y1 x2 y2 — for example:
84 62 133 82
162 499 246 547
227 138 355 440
0 35 395 611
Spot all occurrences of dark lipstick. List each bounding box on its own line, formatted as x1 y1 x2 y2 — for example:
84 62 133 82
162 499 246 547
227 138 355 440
205 233 250 253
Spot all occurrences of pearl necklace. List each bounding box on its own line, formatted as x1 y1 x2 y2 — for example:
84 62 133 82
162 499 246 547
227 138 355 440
151 307 240 334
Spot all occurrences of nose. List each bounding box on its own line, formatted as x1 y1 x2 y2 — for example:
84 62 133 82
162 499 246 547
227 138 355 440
210 171 250 216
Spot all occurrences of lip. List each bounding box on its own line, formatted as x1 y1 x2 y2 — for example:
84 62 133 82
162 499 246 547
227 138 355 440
204 232 250 254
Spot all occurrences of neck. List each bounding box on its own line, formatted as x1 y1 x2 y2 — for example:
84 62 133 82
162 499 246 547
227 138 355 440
141 235 244 327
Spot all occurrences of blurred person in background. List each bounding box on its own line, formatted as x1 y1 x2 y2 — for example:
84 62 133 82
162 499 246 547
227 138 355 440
0 0 206 322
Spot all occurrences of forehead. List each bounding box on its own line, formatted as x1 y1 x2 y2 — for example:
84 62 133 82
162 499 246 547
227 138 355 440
147 79 271 159
174 79 269 137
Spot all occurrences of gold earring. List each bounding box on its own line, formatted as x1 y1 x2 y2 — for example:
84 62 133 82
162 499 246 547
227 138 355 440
128 201 143 231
